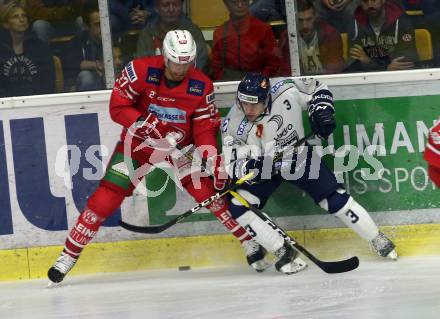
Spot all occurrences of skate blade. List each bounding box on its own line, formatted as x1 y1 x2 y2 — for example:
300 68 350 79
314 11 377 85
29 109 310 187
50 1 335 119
386 250 398 261
251 260 272 273
46 281 61 288
280 258 308 275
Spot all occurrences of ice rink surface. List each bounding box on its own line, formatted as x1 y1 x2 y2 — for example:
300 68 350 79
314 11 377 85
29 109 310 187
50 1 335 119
0 256 439 319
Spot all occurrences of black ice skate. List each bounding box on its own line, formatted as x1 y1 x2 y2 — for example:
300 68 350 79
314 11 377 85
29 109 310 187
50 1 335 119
48 252 78 285
242 239 271 272
274 242 307 274
369 232 398 260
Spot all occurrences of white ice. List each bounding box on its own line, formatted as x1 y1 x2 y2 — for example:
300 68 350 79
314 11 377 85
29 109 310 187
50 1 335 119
1 256 439 319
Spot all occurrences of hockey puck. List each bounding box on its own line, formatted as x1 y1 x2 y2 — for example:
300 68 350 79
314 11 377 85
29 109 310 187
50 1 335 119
178 265 191 271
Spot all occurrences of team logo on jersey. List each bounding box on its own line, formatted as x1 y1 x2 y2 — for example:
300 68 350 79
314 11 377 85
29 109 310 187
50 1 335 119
256 124 263 138
148 104 187 123
126 62 138 82
402 33 412 42
146 67 162 85
268 115 283 131
237 119 247 135
187 79 205 96
206 92 215 104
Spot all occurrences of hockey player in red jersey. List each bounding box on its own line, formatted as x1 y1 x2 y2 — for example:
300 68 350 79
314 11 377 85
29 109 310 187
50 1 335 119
48 30 266 284
424 120 440 187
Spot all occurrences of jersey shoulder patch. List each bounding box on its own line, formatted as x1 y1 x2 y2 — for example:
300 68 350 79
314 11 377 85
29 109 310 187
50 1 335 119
187 78 206 96
146 67 162 86
126 61 138 82
206 92 215 104
270 78 297 101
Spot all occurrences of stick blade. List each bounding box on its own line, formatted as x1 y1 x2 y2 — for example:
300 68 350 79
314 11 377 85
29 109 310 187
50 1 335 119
119 220 167 234
318 256 359 274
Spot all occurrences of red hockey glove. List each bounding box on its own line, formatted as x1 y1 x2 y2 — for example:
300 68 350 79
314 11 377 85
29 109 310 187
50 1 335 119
133 113 170 140
129 114 184 150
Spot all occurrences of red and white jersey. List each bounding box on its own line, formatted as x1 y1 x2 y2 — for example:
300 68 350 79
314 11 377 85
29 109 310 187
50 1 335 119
110 55 220 152
425 120 440 168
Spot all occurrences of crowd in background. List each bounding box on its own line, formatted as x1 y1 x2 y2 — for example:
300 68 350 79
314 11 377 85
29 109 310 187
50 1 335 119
0 0 439 97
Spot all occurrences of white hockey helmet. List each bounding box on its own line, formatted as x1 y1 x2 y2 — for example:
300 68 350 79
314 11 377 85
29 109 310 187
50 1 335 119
162 30 197 65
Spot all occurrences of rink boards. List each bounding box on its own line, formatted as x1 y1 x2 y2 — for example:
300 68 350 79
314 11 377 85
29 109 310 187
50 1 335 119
0 70 439 280
2 224 440 280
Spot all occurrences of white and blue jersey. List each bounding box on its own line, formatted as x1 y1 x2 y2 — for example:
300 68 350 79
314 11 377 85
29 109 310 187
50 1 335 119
222 77 331 174
222 77 339 216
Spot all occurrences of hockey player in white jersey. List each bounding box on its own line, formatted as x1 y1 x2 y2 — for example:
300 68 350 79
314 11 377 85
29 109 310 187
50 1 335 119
222 72 397 275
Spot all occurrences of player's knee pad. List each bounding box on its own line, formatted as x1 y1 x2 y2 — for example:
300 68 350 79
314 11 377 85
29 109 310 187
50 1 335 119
236 210 284 252
318 189 350 214
230 189 261 219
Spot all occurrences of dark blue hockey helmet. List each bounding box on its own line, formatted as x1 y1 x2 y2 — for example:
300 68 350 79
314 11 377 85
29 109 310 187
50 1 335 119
237 72 271 109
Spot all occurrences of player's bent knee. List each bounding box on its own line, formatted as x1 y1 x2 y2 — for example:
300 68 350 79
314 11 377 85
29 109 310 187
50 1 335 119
231 189 260 207
238 189 260 205
230 189 261 219
319 189 350 214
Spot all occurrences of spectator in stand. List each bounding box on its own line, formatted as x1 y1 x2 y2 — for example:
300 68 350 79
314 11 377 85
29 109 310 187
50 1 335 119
346 0 418 72
136 0 209 74
249 0 285 22
211 0 280 81
109 0 154 36
113 45 124 75
64 5 104 91
314 0 360 40
398 0 440 66
0 1 55 97
278 0 344 76
26 0 88 44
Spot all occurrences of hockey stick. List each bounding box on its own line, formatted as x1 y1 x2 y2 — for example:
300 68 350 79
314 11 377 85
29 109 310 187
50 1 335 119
119 172 255 234
119 133 312 234
229 190 359 274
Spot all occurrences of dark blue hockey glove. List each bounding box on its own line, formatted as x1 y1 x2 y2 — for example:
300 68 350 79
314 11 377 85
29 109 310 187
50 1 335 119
234 156 274 184
309 108 336 139
308 90 336 139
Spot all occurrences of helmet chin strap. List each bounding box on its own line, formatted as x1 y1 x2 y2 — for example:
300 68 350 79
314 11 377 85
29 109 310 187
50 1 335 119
239 101 268 122
253 108 269 122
